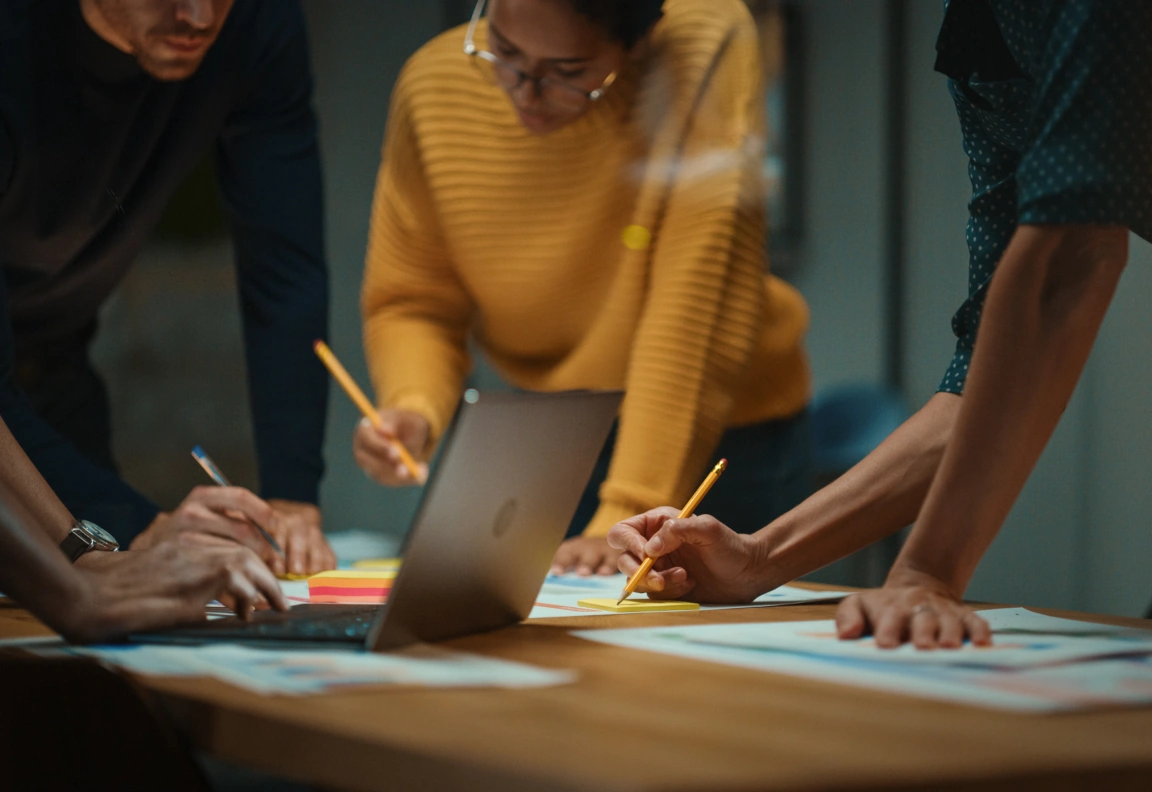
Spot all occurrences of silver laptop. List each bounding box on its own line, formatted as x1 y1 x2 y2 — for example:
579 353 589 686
132 388 622 651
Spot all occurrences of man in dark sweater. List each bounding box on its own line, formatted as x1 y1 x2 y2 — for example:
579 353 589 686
0 0 335 575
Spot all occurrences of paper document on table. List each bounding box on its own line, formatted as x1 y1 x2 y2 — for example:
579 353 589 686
574 608 1152 712
529 574 851 619
652 608 1152 668
0 635 63 648
326 529 403 565
48 643 574 696
979 607 1152 637
279 578 311 605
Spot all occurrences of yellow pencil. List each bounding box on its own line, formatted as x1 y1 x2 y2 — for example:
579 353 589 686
312 340 425 484
617 458 727 605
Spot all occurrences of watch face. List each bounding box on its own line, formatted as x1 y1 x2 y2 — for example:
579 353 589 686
77 520 119 549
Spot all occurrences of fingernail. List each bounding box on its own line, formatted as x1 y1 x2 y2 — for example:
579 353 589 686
647 536 664 554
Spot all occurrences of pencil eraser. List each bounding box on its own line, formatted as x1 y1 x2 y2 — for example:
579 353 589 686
577 597 700 613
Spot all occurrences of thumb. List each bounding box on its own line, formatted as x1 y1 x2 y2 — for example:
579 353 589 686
372 411 399 439
835 595 868 640
396 412 429 450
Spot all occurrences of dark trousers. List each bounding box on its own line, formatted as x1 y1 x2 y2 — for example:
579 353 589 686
15 339 119 474
567 409 812 538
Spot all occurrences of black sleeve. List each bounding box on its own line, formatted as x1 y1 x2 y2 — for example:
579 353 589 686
0 274 158 545
0 117 12 197
0 3 154 543
214 0 329 505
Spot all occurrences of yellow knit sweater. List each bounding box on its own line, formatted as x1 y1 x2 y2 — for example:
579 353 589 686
362 0 810 536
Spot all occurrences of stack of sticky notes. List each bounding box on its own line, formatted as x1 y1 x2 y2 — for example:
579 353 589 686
307 570 397 604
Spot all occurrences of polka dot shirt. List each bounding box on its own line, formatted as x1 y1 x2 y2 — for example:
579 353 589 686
934 0 1152 394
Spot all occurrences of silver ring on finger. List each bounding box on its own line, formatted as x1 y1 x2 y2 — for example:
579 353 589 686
910 603 936 617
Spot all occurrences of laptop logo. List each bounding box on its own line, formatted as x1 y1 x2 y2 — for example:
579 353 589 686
492 498 517 538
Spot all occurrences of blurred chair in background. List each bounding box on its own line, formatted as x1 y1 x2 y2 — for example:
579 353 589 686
803 383 909 588
811 384 909 489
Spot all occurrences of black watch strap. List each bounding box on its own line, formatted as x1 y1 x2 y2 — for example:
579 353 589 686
60 529 95 563
60 520 119 563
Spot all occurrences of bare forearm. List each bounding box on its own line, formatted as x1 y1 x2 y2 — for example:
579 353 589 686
0 420 75 542
753 392 961 587
895 225 1128 594
0 480 90 637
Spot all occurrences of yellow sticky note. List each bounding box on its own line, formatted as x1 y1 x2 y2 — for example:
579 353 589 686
278 573 311 581
309 570 397 582
350 558 403 571
578 597 700 613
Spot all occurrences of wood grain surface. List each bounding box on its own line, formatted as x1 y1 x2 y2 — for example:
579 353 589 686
3 594 1151 791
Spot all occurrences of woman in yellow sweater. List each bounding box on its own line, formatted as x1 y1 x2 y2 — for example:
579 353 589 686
355 0 811 575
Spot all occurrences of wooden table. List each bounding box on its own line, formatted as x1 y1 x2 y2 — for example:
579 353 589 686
3 597 1152 791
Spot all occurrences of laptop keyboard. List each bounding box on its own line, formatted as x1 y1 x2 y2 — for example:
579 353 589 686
135 605 382 645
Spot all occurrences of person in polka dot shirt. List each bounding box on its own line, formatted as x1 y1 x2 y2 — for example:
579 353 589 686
608 0 1152 647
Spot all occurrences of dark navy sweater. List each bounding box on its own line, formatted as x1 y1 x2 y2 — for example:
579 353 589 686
0 0 329 543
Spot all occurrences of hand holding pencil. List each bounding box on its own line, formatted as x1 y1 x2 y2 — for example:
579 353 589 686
352 408 431 487
616 459 726 604
607 461 775 604
313 341 429 486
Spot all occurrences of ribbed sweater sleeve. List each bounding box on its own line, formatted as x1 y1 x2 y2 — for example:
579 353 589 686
361 68 475 447
586 15 768 535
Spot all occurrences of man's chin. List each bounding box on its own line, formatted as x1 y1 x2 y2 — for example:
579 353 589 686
136 52 206 81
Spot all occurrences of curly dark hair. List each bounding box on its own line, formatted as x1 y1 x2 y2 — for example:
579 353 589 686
563 0 665 49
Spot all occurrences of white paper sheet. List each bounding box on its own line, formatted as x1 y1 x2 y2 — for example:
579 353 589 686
0 635 63 648
53 643 574 696
979 607 1151 636
529 574 852 619
573 608 1152 712
325 529 402 564
279 579 312 605
647 608 1152 668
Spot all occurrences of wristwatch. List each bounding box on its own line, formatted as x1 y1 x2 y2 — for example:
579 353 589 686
60 520 120 562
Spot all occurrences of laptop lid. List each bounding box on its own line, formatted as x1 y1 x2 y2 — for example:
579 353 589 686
367 388 621 651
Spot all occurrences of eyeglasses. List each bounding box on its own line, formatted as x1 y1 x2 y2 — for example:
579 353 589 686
463 0 617 110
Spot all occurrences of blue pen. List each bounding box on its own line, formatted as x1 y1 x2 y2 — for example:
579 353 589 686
191 445 284 557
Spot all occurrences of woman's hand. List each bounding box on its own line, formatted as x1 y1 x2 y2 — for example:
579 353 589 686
834 568 992 649
550 536 622 576
66 534 289 643
353 409 430 486
607 507 769 603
